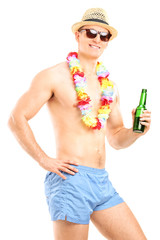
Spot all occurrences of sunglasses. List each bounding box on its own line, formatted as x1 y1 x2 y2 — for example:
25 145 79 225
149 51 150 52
78 28 112 42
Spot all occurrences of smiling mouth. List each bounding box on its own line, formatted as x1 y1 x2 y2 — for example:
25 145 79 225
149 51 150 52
89 44 100 49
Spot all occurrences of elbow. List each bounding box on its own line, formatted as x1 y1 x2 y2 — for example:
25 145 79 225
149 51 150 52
107 127 126 150
111 143 123 150
8 112 25 132
108 139 123 150
8 113 18 133
109 140 129 150
113 146 122 150
8 114 14 131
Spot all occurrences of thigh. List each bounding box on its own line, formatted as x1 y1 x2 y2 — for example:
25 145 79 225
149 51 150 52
53 218 89 240
90 202 147 240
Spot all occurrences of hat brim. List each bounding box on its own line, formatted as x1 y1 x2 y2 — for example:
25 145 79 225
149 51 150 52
72 21 118 41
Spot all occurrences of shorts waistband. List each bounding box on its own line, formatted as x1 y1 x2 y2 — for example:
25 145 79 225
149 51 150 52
70 164 106 175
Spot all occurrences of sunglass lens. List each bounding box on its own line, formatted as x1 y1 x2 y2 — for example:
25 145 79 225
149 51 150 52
100 32 111 42
100 36 108 42
86 29 97 39
100 32 108 42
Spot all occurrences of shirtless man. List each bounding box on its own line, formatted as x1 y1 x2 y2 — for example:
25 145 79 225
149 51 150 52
8 8 151 240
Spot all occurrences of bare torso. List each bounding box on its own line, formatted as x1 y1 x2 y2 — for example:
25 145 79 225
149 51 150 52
46 61 114 169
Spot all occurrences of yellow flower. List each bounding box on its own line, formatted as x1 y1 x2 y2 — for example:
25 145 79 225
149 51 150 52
107 80 114 88
100 105 108 109
101 81 108 89
75 87 85 92
101 79 114 90
71 67 81 74
98 109 107 114
82 115 97 127
98 106 111 114
96 62 102 70
78 92 88 100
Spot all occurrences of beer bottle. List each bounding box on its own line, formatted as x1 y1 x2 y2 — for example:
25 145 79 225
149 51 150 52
133 89 147 133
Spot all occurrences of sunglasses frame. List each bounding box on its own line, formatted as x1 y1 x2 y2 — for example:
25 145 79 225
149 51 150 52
78 28 112 42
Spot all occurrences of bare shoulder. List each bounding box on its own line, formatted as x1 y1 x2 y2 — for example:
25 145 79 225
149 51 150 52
47 61 69 75
34 61 69 83
30 61 69 95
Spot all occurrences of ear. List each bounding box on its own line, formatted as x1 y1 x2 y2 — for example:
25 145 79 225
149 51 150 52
75 31 80 42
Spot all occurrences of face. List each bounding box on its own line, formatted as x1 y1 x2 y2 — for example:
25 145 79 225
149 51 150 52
75 25 110 59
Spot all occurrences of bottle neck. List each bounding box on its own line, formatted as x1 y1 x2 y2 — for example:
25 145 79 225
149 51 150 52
139 92 147 106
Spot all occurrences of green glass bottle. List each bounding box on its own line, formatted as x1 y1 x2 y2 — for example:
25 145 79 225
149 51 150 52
133 89 147 133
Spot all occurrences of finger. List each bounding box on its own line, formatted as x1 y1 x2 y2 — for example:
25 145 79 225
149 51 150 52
139 121 150 127
56 170 67 180
67 164 78 172
60 163 79 173
132 108 136 114
142 110 151 114
140 117 151 123
60 167 76 175
63 159 79 166
140 113 151 118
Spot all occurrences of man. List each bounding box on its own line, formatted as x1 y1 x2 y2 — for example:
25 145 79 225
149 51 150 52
8 8 151 240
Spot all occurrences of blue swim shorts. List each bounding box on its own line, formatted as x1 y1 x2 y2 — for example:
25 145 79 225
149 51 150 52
44 164 124 224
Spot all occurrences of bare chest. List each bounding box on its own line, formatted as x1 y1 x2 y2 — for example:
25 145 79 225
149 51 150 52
53 73 102 113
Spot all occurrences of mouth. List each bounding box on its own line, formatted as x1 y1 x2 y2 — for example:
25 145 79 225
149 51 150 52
89 44 100 49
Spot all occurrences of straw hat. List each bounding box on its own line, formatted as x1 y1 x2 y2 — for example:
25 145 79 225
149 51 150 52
72 8 118 41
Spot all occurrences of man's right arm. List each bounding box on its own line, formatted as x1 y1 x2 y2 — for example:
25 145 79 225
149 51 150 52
8 66 79 179
8 69 54 164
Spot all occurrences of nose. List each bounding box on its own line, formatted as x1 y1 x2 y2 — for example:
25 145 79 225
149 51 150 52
93 33 101 43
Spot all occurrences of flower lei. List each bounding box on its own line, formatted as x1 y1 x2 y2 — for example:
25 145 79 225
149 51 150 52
66 52 114 130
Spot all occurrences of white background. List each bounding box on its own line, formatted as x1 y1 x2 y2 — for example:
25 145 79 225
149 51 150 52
1 0 160 239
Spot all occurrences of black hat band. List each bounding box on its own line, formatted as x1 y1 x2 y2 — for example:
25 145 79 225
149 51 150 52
84 19 109 25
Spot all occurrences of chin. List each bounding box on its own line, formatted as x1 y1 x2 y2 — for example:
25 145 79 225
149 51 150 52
88 45 104 57
88 49 102 59
79 46 103 60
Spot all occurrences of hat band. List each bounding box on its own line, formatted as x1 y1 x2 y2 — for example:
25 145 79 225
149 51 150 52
84 18 109 25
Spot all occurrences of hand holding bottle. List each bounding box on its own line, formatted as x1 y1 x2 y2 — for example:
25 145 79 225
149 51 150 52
132 89 151 134
132 109 151 134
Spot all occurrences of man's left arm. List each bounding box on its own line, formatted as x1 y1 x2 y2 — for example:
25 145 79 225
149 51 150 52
106 87 151 150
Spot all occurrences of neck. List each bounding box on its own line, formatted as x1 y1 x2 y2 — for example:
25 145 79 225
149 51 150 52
78 51 98 77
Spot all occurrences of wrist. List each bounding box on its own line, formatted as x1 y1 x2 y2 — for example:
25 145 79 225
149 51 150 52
35 150 49 166
131 127 143 139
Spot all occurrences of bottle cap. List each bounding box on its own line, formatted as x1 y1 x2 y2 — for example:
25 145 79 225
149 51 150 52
142 89 147 93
